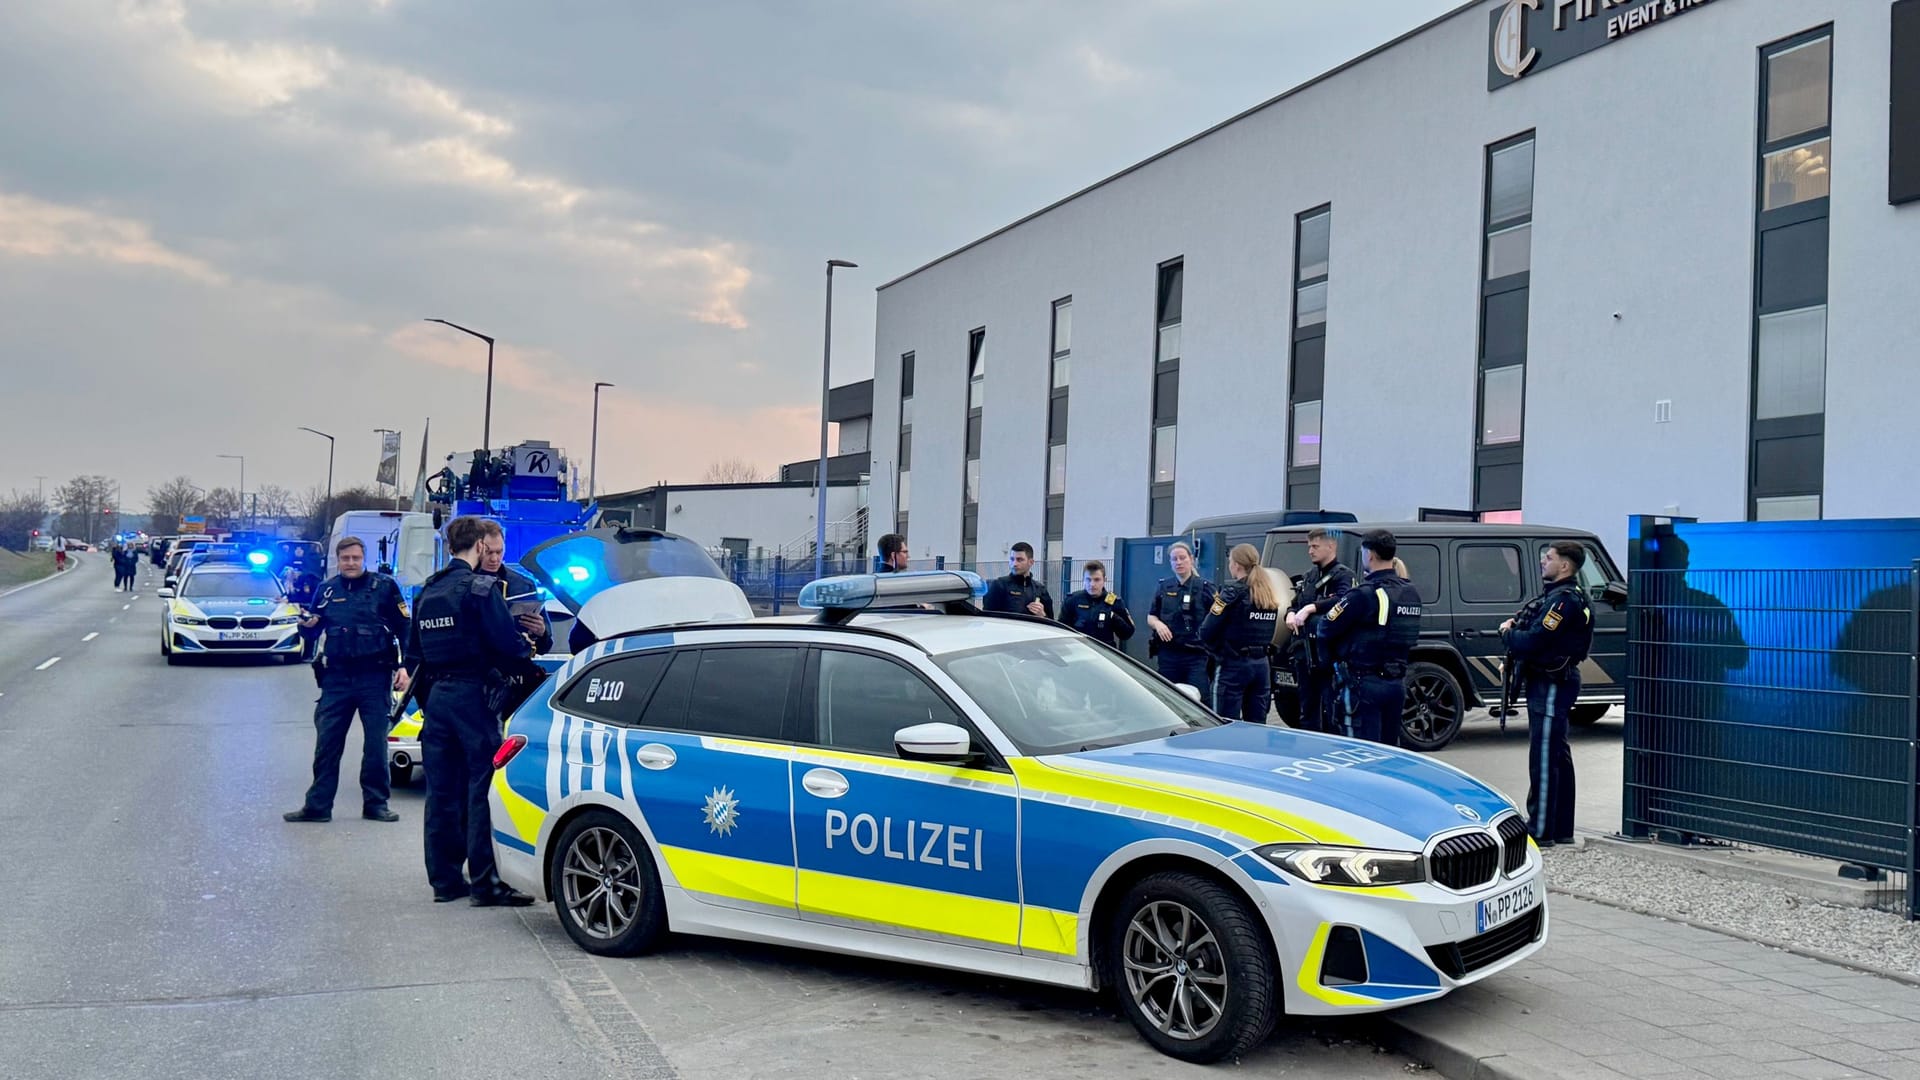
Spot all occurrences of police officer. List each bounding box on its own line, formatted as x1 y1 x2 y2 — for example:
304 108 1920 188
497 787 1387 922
283 536 412 824
1500 541 1594 847
983 542 1054 618
1317 530 1421 745
1200 544 1282 723
1283 527 1355 733
876 532 910 573
476 529 554 716
1057 559 1134 647
1148 541 1217 702
405 516 536 905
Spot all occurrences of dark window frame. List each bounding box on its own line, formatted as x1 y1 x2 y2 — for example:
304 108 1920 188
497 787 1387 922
963 327 985 553
1151 259 1183 536
1474 131 1536 513
552 649 675 727
796 645 1010 772
1047 297 1071 542
1287 204 1330 506
1454 542 1527 605
897 351 914 519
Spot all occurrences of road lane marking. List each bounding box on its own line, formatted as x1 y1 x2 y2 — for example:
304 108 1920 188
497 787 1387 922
122 604 131 611
82 632 98 642
36 657 61 671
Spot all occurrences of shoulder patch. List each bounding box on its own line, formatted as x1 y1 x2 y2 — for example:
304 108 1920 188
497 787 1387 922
1209 598 1227 616
1542 609 1563 630
1105 592 1118 605
1325 599 1345 622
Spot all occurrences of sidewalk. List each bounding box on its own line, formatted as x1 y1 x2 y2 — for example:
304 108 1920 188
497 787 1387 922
1383 893 1920 1080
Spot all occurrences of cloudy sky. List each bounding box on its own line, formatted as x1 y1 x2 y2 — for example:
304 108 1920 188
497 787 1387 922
1 0 1455 511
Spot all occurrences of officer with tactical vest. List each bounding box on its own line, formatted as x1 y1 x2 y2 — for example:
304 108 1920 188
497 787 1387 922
1317 530 1421 746
1500 541 1595 847
1057 559 1134 648
284 536 413 824
1284 527 1356 733
405 516 536 906
1148 541 1218 704
1200 544 1283 723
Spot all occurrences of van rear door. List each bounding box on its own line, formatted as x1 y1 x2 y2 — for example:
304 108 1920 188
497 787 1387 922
1449 538 1531 704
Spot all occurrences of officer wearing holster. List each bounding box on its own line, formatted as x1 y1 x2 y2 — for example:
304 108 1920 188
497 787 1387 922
1147 541 1218 704
1317 530 1421 746
405 516 536 906
1500 541 1594 847
1200 544 1282 723
477 529 554 717
1283 527 1355 733
1057 558 1134 647
983 542 1055 618
284 536 412 824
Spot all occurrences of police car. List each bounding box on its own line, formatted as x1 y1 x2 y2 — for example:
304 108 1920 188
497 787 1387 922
486 544 1545 1063
158 557 305 665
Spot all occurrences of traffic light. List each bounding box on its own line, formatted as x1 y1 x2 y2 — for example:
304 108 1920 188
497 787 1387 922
30 529 39 537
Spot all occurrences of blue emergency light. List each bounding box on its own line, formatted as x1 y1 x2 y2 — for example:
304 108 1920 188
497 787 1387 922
247 550 272 567
797 571 985 614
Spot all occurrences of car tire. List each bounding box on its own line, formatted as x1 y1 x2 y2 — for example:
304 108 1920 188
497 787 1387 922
549 810 667 958
1570 704 1610 726
1400 661 1465 751
389 763 414 788
165 651 182 666
1270 684 1302 727
1103 871 1276 1063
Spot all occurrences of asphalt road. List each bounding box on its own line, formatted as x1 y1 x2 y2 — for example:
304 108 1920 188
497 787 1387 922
0 554 1418 1080
1426 707 1625 839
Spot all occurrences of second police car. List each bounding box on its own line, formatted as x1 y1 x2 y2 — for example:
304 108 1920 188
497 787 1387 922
158 552 306 664
488 541 1545 1063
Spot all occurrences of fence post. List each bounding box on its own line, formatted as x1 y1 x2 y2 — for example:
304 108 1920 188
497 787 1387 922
772 555 784 616
935 555 945 571
1908 559 1919 920
1061 557 1073 603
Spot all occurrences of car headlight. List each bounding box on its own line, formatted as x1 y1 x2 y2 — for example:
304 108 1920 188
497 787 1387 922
173 615 207 626
1258 844 1427 887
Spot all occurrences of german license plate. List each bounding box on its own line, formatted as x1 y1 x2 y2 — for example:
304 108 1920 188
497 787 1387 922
218 631 263 641
1272 669 1297 688
1476 879 1538 934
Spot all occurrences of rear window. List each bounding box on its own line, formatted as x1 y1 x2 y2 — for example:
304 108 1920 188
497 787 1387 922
1456 544 1525 604
1398 543 1441 602
1264 538 1311 580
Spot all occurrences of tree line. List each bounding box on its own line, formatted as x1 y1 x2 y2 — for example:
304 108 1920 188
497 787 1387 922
0 474 406 552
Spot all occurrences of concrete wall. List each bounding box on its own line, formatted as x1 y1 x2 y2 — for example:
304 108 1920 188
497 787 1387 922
871 0 1915 563
657 485 864 556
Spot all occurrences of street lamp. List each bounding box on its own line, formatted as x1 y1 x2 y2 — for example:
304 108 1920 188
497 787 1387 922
424 318 496 452
815 259 857 581
217 454 245 529
297 427 335 513
590 381 614 499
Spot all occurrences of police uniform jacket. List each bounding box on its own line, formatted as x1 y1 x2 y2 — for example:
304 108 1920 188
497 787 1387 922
403 557 533 682
310 570 410 673
1058 589 1134 646
1200 582 1281 657
1501 576 1593 675
1287 560 1355 659
983 572 1055 619
1150 574 1218 653
479 563 554 655
1317 569 1422 674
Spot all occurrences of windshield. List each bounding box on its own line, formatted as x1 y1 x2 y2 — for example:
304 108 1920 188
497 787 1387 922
520 528 727 613
182 571 282 600
934 637 1225 756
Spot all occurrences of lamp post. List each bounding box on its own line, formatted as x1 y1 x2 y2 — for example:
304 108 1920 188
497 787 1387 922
297 427 335 515
589 381 614 500
815 260 857 580
424 318 496 452
217 454 245 530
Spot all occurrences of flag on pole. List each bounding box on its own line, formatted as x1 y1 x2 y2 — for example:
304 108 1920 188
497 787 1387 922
410 419 432 512
376 430 402 487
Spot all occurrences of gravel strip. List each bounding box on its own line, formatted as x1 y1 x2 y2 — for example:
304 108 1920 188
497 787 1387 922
1543 844 1920 978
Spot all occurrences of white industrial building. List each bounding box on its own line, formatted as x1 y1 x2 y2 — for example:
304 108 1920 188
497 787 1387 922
869 0 1920 566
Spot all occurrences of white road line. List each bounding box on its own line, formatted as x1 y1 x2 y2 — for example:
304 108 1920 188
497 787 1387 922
82 632 98 642
122 604 131 611
35 657 61 671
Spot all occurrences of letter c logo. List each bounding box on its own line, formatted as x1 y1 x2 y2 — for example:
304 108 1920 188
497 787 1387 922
1493 0 1540 79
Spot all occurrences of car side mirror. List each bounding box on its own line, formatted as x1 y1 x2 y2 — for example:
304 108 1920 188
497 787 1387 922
1602 581 1629 607
895 722 975 764
158 588 174 599
1175 683 1205 704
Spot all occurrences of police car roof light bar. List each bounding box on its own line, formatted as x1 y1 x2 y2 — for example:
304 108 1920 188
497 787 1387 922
798 571 986 624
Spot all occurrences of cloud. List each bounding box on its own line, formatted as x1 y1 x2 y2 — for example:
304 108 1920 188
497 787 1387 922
0 190 226 284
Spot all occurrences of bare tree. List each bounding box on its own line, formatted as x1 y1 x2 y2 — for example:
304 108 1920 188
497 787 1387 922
201 486 244 526
146 476 199 535
302 485 390 541
54 475 116 544
702 458 769 484
0 490 49 552
254 483 294 518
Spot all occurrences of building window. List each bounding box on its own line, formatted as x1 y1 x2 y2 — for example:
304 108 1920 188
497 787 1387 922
1893 0 1920 205
1047 297 1071 556
963 329 984 559
1750 27 1831 521
896 352 913 533
1474 133 1534 513
1150 260 1182 535
1288 206 1329 506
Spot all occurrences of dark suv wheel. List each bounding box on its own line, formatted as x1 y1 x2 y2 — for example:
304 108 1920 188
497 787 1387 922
1570 703 1611 726
1400 661 1465 750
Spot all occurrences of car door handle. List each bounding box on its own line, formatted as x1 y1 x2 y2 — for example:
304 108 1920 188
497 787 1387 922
634 743 677 771
1458 628 1482 638
801 767 849 799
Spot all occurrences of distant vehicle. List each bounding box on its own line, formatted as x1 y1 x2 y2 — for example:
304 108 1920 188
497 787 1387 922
157 558 305 665
327 510 440 597
31 536 55 552
1262 522 1629 750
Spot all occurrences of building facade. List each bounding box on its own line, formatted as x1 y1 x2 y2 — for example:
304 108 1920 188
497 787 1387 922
869 0 1920 565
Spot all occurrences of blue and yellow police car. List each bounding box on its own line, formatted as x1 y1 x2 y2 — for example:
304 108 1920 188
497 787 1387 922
489 568 1545 1063
158 555 305 665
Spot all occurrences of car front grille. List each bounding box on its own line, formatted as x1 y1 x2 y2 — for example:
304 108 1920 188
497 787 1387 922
1429 831 1500 891
1425 907 1544 979
207 616 239 630
240 616 270 630
200 639 275 650
1496 814 1529 875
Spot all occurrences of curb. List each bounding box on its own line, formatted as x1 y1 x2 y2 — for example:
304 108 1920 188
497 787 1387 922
0 552 80 600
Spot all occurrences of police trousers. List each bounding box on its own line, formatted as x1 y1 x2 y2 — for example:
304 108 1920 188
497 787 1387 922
421 678 506 896
302 668 393 815
1157 648 1211 708
1290 654 1338 733
1336 670 1405 746
1214 654 1272 724
1524 671 1580 844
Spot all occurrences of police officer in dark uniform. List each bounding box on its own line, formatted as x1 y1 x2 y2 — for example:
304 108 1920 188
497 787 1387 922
405 516 536 905
477 529 554 716
983 542 1054 618
1200 544 1282 723
284 536 412 824
876 532 909 573
1283 527 1355 733
1057 559 1134 647
1317 530 1421 745
1500 541 1594 847
1148 541 1218 703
